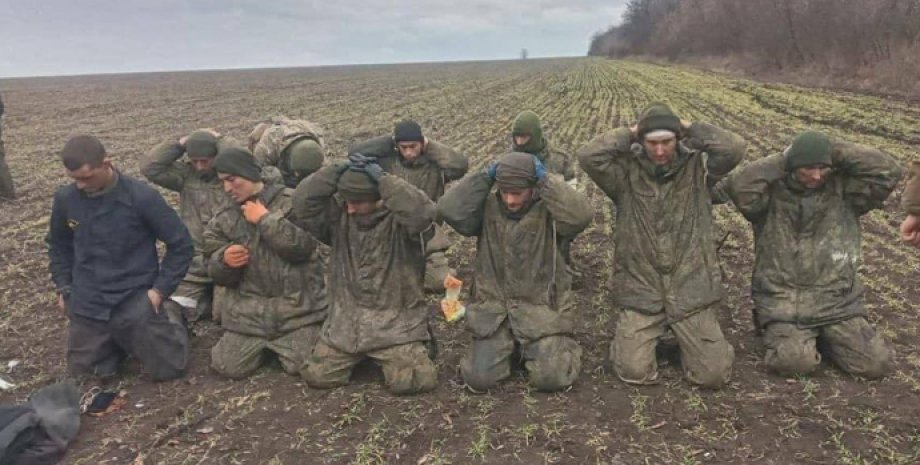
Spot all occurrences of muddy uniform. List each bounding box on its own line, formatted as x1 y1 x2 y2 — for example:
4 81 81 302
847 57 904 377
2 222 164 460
141 134 238 322
439 159 593 392
903 161 920 215
716 140 901 378
578 122 745 388
351 135 469 291
48 172 193 381
203 183 328 378
294 164 438 395
0 93 14 199
252 117 326 188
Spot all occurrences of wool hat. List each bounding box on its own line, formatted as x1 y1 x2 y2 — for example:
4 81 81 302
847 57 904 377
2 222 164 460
784 131 833 171
214 146 261 182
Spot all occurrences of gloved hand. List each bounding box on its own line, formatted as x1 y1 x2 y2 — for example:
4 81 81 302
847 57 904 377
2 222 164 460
532 155 546 181
348 152 372 169
485 161 499 181
334 161 351 177
363 160 385 182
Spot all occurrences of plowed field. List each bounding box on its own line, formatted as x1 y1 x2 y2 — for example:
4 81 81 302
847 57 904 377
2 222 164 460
1 58 918 464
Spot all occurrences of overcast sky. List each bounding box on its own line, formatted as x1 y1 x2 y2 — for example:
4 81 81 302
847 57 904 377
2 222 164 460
0 1 626 78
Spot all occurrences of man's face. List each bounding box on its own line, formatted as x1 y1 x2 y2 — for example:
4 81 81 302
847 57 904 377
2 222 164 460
642 136 678 166
190 157 215 174
500 187 535 212
219 173 260 203
397 141 424 162
513 134 531 147
67 162 112 194
345 199 382 216
794 165 832 189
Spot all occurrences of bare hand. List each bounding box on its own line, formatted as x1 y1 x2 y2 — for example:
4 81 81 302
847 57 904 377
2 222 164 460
242 200 269 224
206 128 221 138
57 294 66 313
629 124 638 137
224 244 250 268
900 214 920 248
680 119 692 130
179 135 188 146
423 136 430 151
147 289 163 314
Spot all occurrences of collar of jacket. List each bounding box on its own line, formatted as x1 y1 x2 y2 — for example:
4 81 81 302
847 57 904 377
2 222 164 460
631 142 692 181
253 182 284 205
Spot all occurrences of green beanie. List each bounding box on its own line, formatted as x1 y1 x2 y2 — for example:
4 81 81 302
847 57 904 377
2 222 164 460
511 111 546 154
185 130 219 159
214 147 261 182
785 131 833 171
285 138 324 175
337 169 380 202
636 103 681 140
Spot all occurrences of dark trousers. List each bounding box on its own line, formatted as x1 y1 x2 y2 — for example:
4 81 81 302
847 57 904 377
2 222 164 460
67 290 188 381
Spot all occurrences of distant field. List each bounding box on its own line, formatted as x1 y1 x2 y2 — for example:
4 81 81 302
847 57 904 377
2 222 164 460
1 58 918 464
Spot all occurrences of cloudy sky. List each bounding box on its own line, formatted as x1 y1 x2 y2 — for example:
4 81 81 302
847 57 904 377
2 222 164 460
0 1 626 78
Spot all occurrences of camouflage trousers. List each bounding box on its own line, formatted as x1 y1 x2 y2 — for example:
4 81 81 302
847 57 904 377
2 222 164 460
301 340 437 395
612 306 734 389
211 323 321 379
165 278 213 324
461 321 583 392
67 290 188 382
763 316 892 379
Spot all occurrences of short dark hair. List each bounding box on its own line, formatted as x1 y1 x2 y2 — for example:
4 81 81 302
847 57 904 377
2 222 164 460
61 135 107 170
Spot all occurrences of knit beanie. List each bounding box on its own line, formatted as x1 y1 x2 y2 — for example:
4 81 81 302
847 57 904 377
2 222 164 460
214 147 261 182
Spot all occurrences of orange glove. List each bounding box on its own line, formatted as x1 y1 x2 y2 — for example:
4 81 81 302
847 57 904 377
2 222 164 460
242 200 269 224
224 244 250 268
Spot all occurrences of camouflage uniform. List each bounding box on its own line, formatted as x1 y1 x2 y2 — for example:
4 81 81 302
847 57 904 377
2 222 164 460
0 93 15 200
350 135 469 291
903 161 920 215
439 170 593 392
577 123 745 388
141 135 237 322
203 183 327 378
252 117 325 188
293 165 438 395
715 141 902 378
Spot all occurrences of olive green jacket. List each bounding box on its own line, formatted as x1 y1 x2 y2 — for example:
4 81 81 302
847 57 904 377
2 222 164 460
439 172 593 342
203 184 327 338
350 136 469 201
292 165 437 353
716 141 902 328
902 161 920 215
577 123 746 320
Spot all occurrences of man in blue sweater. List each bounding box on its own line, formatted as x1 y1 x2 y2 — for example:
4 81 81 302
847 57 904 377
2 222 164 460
47 135 194 382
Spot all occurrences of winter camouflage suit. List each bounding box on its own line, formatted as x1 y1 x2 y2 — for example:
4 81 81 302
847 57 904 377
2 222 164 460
715 139 902 378
203 183 328 378
0 93 15 200
293 164 439 395
903 160 920 215
251 117 325 188
439 156 593 392
141 133 237 322
350 135 469 291
578 122 746 388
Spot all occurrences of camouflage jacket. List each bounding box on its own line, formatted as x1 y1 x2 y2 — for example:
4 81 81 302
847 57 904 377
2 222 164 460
292 165 437 353
902 161 920 215
141 135 238 281
203 183 327 338
253 118 326 187
515 138 576 182
716 141 902 328
439 172 593 342
350 136 468 201
577 123 745 321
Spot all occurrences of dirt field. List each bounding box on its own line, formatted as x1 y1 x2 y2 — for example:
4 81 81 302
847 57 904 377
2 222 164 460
1 58 919 465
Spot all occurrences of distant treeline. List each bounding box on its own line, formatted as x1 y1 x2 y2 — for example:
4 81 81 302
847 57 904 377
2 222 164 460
589 0 920 95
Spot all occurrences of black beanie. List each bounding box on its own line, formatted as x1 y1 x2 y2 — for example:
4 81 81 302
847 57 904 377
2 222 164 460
185 130 219 159
214 147 261 182
393 120 424 143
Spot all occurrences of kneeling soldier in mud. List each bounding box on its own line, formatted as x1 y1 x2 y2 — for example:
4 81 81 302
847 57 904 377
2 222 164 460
439 152 593 392
203 147 328 379
577 103 746 389
142 129 237 323
293 153 438 395
350 120 468 292
48 135 193 382
899 159 920 248
716 131 901 378
249 117 326 188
